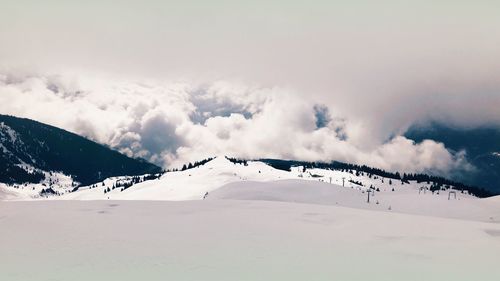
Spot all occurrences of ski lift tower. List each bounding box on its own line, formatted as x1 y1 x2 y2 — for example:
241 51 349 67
448 190 457 200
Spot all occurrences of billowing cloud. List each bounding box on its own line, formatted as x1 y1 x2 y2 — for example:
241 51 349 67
0 1 499 174
0 72 479 176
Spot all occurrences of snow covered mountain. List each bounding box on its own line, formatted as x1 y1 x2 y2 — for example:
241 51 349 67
2 155 496 222
0 114 162 197
2 131 500 281
0 115 494 218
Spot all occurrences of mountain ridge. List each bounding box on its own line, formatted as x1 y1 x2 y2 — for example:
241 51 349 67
405 121 500 194
0 114 162 186
0 115 495 199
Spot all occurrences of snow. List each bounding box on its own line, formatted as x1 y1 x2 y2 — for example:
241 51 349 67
0 168 76 199
0 122 19 144
3 156 497 221
0 183 21 200
0 122 24 160
208 179 500 222
0 200 499 281
50 157 490 221
61 156 293 201
2 156 500 280
0 122 20 158
56 156 475 203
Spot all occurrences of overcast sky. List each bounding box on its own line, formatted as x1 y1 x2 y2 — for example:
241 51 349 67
0 1 499 173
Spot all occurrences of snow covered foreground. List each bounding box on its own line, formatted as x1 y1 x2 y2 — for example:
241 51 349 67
1 157 500 280
0 200 499 281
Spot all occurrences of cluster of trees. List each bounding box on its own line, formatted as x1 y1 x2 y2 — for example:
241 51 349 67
0 161 45 185
143 173 163 181
39 187 59 197
349 179 364 186
429 183 442 194
402 173 485 195
259 159 492 198
369 185 381 192
180 157 216 171
426 182 464 195
105 176 140 193
225 157 249 166
103 173 164 194
116 178 135 190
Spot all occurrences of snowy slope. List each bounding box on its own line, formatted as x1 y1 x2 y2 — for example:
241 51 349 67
61 156 293 200
3 156 498 222
208 179 500 222
59 156 478 202
3 157 500 280
0 170 76 199
1 200 500 281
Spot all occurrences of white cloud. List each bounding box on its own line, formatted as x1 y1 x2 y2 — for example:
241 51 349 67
0 72 475 175
1 1 499 174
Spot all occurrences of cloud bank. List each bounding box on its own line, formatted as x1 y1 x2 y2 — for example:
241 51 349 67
1 1 499 175
0 72 476 176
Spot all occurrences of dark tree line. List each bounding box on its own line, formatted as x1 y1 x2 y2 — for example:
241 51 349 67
400 173 487 196
0 161 45 185
103 173 164 193
40 187 59 197
180 157 216 171
259 159 492 198
225 157 248 166
349 179 364 187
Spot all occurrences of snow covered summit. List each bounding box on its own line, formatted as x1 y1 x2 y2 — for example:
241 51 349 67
1 156 484 222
